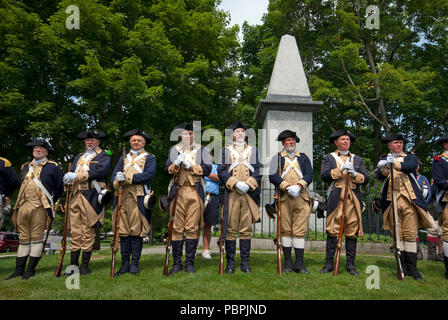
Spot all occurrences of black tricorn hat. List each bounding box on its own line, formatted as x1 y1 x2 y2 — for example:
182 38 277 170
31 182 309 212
226 121 248 131
77 129 107 140
436 134 448 145
174 122 194 131
381 133 407 144
123 129 151 144
277 130 300 143
25 139 55 153
329 130 356 143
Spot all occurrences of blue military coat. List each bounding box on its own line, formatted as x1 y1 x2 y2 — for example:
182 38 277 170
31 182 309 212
321 152 369 217
0 157 20 197
71 149 111 215
376 152 427 211
111 152 156 224
20 160 64 217
164 145 212 204
431 152 448 209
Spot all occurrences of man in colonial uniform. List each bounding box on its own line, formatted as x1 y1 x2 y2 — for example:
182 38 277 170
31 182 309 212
0 156 20 229
63 129 111 275
431 133 448 279
218 121 262 274
268 130 313 273
111 129 156 275
377 133 434 281
320 130 369 276
6 139 63 280
165 122 211 274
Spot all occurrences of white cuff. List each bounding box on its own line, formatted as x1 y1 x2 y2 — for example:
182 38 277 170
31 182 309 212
281 236 292 247
293 238 305 249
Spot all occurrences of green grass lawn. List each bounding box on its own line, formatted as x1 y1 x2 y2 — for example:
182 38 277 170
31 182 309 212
1 249 447 300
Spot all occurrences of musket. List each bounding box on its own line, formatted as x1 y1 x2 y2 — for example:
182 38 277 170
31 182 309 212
163 181 179 276
54 162 72 277
218 190 227 275
334 158 351 276
275 153 282 276
41 200 58 257
163 146 187 276
110 147 126 278
218 163 231 275
390 161 405 280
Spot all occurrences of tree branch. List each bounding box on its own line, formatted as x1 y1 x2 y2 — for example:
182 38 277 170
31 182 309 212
412 106 448 152
339 57 388 128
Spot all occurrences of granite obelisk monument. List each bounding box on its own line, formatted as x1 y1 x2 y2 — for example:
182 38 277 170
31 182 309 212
255 34 322 233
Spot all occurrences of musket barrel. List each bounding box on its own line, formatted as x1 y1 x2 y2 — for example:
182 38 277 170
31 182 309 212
54 162 72 278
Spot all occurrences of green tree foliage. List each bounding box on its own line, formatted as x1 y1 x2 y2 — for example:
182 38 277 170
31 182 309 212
239 0 448 180
0 0 240 234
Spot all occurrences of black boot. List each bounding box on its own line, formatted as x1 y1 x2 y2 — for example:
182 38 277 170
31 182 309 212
405 251 424 282
169 240 183 275
293 248 309 274
130 236 143 275
5 256 28 280
320 236 337 273
444 255 448 280
225 240 236 274
79 251 92 276
22 256 40 280
64 250 81 276
115 237 131 276
282 246 293 273
240 239 252 273
185 239 198 273
345 238 359 276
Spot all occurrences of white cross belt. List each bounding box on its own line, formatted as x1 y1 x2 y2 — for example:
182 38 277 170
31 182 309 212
228 146 254 173
124 152 148 173
281 156 303 179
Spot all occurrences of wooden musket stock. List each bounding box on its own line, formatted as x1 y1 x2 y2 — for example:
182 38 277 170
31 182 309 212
110 147 126 278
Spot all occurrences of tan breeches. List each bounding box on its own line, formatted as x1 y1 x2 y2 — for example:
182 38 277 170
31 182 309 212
326 192 360 239
69 192 96 252
226 192 252 240
280 195 311 238
440 205 448 242
172 185 203 241
113 190 150 237
16 202 47 244
384 196 418 242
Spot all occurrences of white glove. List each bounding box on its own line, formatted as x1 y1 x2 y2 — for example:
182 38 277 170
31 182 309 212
182 158 191 169
344 162 354 171
340 162 353 171
116 171 126 182
235 181 250 194
174 153 185 166
348 168 357 177
377 160 388 168
63 172 77 185
387 153 395 164
63 175 72 185
287 185 301 198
